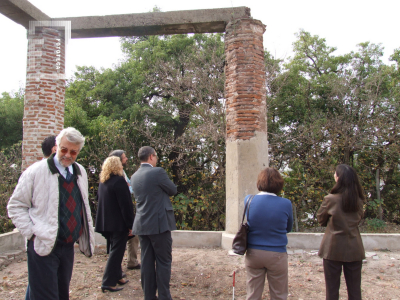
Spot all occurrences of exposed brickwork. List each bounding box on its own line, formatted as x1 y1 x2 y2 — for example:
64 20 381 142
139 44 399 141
225 18 267 141
22 27 65 170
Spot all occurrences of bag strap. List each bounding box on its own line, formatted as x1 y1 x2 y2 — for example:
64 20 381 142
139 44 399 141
241 194 255 224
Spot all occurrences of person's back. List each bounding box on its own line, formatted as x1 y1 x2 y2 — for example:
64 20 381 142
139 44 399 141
130 146 177 300
131 165 176 235
243 168 293 300
247 194 292 253
317 164 365 300
320 194 363 236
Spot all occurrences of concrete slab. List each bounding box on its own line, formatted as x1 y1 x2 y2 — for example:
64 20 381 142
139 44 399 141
53 7 251 38
0 0 50 28
1 2 250 36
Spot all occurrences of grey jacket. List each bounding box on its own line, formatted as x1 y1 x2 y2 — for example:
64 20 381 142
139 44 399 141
131 164 177 235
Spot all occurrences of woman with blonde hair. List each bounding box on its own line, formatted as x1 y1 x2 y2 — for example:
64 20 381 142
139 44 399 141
318 164 365 300
95 156 134 293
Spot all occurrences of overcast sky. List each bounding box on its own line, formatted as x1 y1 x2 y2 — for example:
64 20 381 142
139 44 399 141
0 0 398 94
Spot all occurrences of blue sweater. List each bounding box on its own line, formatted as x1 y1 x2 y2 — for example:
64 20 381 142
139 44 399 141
245 193 293 253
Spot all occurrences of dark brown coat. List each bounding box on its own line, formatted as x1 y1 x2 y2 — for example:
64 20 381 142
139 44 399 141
317 193 365 262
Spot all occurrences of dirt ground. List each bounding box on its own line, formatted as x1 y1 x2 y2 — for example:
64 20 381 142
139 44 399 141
0 246 400 300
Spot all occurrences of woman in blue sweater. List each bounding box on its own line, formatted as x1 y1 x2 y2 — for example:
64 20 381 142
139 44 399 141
245 167 293 300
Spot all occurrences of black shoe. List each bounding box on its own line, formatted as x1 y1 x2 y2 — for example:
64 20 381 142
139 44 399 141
117 279 129 285
101 286 124 293
127 263 141 270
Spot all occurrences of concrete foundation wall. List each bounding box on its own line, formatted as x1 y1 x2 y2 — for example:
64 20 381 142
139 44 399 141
222 231 400 251
0 230 25 253
3 230 399 253
94 231 223 248
171 230 222 248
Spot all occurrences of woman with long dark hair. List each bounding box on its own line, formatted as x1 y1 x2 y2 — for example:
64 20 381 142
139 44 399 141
317 164 365 300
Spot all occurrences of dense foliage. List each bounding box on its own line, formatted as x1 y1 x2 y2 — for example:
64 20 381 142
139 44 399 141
66 33 227 230
0 91 24 149
0 143 22 233
1 29 399 233
267 30 400 229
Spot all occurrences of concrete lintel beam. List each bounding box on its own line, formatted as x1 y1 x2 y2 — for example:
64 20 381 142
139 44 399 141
53 7 251 38
0 0 50 28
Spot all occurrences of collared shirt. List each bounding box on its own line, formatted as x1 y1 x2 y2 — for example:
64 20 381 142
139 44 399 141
141 163 153 167
257 191 277 196
53 154 73 179
123 170 133 194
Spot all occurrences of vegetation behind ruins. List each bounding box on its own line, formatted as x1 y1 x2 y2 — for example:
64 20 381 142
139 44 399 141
1 30 399 233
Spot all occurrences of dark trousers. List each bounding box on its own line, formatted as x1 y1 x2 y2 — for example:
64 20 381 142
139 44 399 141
102 231 128 286
323 259 363 300
27 240 74 300
24 284 30 300
139 231 173 300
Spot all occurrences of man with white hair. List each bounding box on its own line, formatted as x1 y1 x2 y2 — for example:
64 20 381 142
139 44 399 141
8 127 95 300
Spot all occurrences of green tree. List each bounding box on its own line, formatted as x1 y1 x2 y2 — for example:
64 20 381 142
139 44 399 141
267 30 400 228
0 142 22 233
0 91 24 149
65 33 227 230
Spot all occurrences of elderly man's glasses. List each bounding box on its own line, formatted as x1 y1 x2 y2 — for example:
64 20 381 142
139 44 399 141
60 148 79 156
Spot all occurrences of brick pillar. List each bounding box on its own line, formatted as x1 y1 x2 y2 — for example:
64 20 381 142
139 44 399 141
22 27 65 170
223 18 268 244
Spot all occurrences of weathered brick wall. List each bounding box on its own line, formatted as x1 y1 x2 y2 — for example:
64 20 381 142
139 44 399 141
22 27 65 170
225 18 267 141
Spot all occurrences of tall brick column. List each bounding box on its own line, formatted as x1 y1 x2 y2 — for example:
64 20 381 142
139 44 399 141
22 26 65 170
222 18 268 247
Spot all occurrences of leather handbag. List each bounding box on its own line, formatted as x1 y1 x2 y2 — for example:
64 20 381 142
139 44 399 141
231 194 255 255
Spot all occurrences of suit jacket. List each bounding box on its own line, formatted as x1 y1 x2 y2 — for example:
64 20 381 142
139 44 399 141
131 164 177 235
317 193 365 262
95 175 134 233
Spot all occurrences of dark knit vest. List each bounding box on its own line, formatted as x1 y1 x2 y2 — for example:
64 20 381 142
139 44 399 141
57 172 83 244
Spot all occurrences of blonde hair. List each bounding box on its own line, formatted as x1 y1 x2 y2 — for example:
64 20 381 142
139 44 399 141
99 157 123 183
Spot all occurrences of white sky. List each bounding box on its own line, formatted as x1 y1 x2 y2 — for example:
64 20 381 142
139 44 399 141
0 0 399 94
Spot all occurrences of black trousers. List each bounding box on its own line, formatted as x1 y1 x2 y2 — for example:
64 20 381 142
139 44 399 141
27 240 74 300
102 231 128 286
139 231 173 300
323 259 363 300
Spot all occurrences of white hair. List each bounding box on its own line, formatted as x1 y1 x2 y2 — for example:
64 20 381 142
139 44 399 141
56 127 85 150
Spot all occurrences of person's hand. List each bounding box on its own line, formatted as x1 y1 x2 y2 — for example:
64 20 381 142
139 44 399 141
128 229 134 236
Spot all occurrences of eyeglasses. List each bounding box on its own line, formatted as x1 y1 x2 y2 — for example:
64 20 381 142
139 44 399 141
60 148 79 156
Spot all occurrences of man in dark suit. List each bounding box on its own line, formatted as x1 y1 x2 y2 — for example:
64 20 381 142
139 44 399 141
131 146 177 300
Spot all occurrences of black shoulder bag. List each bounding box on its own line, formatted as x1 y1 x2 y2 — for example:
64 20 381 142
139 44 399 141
231 194 255 255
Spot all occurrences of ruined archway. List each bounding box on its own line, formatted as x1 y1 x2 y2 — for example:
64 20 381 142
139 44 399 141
0 0 268 242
